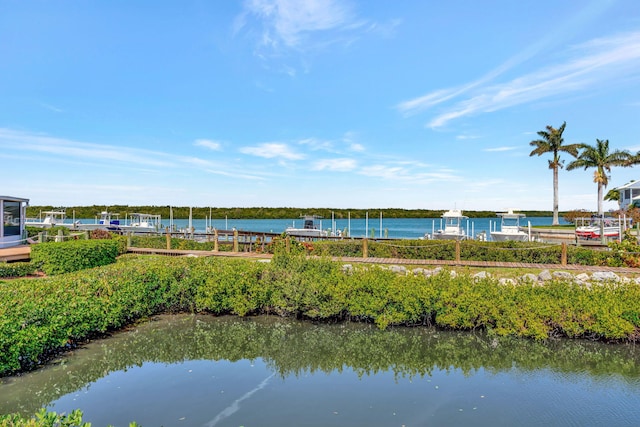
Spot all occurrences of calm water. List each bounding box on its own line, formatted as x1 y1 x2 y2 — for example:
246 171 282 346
76 216 568 239
2 315 640 426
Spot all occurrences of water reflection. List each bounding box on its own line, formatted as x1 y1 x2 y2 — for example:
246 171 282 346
2 315 640 426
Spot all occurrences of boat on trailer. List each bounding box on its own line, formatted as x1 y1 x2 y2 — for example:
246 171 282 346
491 210 530 242
575 216 630 240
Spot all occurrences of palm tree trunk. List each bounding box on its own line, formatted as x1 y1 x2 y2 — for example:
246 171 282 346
552 166 559 225
597 183 604 216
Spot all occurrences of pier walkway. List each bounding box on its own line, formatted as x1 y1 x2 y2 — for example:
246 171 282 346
3 245 639 275
127 247 640 275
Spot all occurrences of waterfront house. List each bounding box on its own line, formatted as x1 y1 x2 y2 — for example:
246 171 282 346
0 195 29 248
614 181 640 210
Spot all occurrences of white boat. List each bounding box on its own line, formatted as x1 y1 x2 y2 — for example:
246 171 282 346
76 211 122 231
120 213 162 232
491 210 530 242
575 216 629 240
285 215 329 238
25 210 76 228
428 209 468 240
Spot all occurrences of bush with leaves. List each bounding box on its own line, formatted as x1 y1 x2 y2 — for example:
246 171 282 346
0 408 139 427
30 239 119 275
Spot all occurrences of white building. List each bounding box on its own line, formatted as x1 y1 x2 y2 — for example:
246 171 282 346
615 181 640 210
0 196 29 248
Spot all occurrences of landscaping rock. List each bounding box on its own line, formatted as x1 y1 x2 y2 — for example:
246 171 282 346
552 271 574 281
591 271 620 282
520 273 538 283
538 270 553 281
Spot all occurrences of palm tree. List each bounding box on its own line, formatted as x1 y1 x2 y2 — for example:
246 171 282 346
566 139 633 216
529 122 581 225
604 188 621 209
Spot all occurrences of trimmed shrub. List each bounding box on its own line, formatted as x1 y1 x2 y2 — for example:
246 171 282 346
3 252 640 376
0 262 37 279
30 240 119 275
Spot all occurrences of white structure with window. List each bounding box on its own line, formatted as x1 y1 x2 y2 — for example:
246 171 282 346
0 196 29 248
615 181 640 210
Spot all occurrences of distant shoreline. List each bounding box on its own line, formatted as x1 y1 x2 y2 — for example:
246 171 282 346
25 205 562 220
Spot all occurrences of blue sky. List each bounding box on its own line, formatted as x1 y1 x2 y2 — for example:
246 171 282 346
2 0 640 212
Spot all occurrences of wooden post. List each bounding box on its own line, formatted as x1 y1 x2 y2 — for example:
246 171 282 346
84 231 89 240
285 236 290 253
233 229 239 252
126 232 131 248
455 240 461 262
38 232 43 243
56 229 63 242
561 242 567 266
363 238 368 258
165 227 171 250
214 229 219 252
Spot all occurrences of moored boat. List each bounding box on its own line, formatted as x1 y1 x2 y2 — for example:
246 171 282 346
76 211 122 231
426 209 468 240
285 215 329 238
25 210 76 229
120 213 162 232
491 210 530 242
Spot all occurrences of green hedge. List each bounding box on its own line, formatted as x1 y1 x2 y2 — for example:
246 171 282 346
2 252 640 377
0 262 37 278
30 240 119 275
0 409 138 427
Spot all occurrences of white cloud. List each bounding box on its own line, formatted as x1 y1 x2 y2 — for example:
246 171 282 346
239 142 305 160
299 137 334 151
349 142 365 152
311 158 356 171
0 128 268 182
194 139 223 151
0 128 173 168
423 31 640 128
241 0 356 49
484 146 518 152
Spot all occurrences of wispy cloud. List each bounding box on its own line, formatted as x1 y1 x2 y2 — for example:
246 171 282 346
39 102 64 113
311 158 356 171
401 31 640 128
299 137 335 151
194 139 223 151
341 131 365 152
456 134 481 141
484 146 518 152
239 142 305 160
0 128 173 168
0 128 268 181
358 164 460 184
238 0 360 50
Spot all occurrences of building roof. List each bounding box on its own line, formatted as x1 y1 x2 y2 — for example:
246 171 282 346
614 181 640 191
0 196 29 203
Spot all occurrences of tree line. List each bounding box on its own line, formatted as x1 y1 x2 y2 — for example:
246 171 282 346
25 205 556 220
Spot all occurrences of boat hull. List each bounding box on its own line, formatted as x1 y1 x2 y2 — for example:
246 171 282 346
285 229 328 238
431 232 467 240
490 232 529 242
575 226 620 240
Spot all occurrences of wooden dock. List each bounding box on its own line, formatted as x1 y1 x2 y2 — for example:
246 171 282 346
126 247 640 274
0 245 31 262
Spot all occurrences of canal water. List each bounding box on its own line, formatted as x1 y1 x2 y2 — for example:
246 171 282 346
75 216 569 239
2 315 640 426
